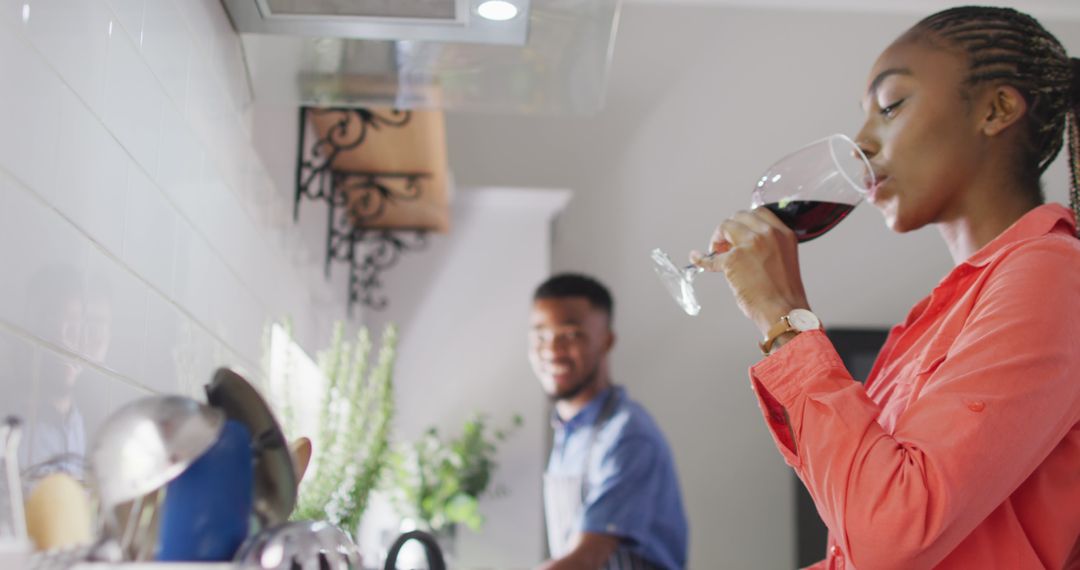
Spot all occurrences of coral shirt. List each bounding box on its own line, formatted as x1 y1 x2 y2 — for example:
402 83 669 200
750 203 1080 569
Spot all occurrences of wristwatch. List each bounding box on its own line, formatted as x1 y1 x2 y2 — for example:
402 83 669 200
760 308 822 355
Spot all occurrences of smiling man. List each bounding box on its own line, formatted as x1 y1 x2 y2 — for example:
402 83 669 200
529 273 687 570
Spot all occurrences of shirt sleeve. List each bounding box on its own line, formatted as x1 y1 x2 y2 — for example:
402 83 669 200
579 434 660 545
749 241 1080 569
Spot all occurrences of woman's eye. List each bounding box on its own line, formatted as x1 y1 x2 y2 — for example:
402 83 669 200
880 99 905 118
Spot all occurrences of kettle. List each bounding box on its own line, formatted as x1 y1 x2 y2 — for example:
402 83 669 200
383 530 446 570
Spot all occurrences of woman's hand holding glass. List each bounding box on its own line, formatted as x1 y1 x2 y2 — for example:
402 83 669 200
689 207 810 336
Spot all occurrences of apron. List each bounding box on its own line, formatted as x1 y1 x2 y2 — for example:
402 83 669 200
543 391 662 570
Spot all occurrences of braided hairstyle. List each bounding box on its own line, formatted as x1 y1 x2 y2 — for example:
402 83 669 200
907 6 1080 234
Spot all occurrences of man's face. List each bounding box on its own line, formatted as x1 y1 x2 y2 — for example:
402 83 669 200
528 297 613 401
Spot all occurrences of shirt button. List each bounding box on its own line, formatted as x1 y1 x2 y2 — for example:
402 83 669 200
968 401 986 412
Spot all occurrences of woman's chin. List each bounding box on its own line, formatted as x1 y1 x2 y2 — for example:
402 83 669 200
875 201 908 233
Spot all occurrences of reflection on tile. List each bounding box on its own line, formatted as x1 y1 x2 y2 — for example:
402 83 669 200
50 87 129 256
0 328 35 421
0 0 29 34
172 220 214 327
143 291 179 394
173 315 206 399
0 29 63 193
0 173 91 348
201 256 234 343
108 377 151 414
174 0 217 56
102 28 162 173
156 106 204 219
23 0 112 115
141 0 189 110
210 271 263 366
122 163 176 296
87 248 147 380
184 56 235 164
103 0 144 47
50 363 114 480
23 348 93 482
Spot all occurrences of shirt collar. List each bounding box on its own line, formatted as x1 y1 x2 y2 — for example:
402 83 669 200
962 203 1075 268
551 386 619 431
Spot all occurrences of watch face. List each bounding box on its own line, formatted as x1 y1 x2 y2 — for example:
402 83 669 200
787 309 821 331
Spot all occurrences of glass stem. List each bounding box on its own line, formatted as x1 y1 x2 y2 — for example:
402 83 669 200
684 251 719 278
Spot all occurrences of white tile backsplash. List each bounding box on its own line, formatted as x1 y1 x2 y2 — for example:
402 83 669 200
142 290 179 394
156 105 205 217
171 218 214 325
108 376 150 414
0 0 28 34
103 0 144 46
102 25 162 173
0 327 35 420
0 0 346 481
51 86 129 255
0 28 64 194
23 0 112 116
0 173 91 348
140 0 189 110
86 247 147 380
122 162 176 295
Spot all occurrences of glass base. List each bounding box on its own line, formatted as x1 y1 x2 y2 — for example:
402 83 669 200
651 248 701 316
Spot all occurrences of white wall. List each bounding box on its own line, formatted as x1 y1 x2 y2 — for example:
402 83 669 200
355 188 570 569
0 0 346 484
442 4 1080 568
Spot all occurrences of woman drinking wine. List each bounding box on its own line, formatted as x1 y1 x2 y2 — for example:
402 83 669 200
695 6 1080 569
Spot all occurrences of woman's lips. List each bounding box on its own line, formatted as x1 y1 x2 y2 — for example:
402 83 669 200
867 175 889 202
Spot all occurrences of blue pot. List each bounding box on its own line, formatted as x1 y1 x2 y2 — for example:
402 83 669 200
155 419 253 561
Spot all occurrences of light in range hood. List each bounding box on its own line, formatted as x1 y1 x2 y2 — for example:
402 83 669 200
223 0 531 45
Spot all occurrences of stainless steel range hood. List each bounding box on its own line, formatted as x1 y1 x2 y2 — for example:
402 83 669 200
223 0 621 115
222 0 530 45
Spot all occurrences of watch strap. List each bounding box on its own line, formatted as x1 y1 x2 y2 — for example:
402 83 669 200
759 316 794 355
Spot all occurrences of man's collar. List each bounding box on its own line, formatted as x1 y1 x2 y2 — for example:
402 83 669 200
551 386 618 431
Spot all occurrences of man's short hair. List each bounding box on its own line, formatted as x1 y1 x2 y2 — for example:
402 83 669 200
533 273 614 322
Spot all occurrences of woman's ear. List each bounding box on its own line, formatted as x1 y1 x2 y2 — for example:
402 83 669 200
981 85 1028 137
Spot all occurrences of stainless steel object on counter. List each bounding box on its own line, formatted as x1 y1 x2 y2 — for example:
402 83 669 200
206 368 297 526
1 416 27 541
1 417 31 569
234 520 361 570
88 396 224 562
88 396 225 508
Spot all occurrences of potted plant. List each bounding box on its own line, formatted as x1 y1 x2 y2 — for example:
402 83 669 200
387 413 522 554
268 321 398 535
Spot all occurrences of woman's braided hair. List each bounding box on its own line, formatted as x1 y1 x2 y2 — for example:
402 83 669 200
910 6 1080 234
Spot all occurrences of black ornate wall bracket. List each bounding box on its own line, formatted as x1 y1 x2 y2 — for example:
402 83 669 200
294 107 430 314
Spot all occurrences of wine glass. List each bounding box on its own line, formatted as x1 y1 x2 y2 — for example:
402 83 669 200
652 133 874 316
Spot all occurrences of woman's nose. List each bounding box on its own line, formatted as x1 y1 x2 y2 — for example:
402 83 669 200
853 125 879 161
854 141 877 161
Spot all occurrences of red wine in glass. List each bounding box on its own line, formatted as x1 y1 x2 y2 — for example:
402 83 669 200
762 200 856 243
651 134 873 315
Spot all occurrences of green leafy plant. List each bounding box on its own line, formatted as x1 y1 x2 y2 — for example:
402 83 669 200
389 413 523 532
272 321 397 532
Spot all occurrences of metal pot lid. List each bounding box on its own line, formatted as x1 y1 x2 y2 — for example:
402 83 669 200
89 396 224 507
205 367 296 525
235 520 362 570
